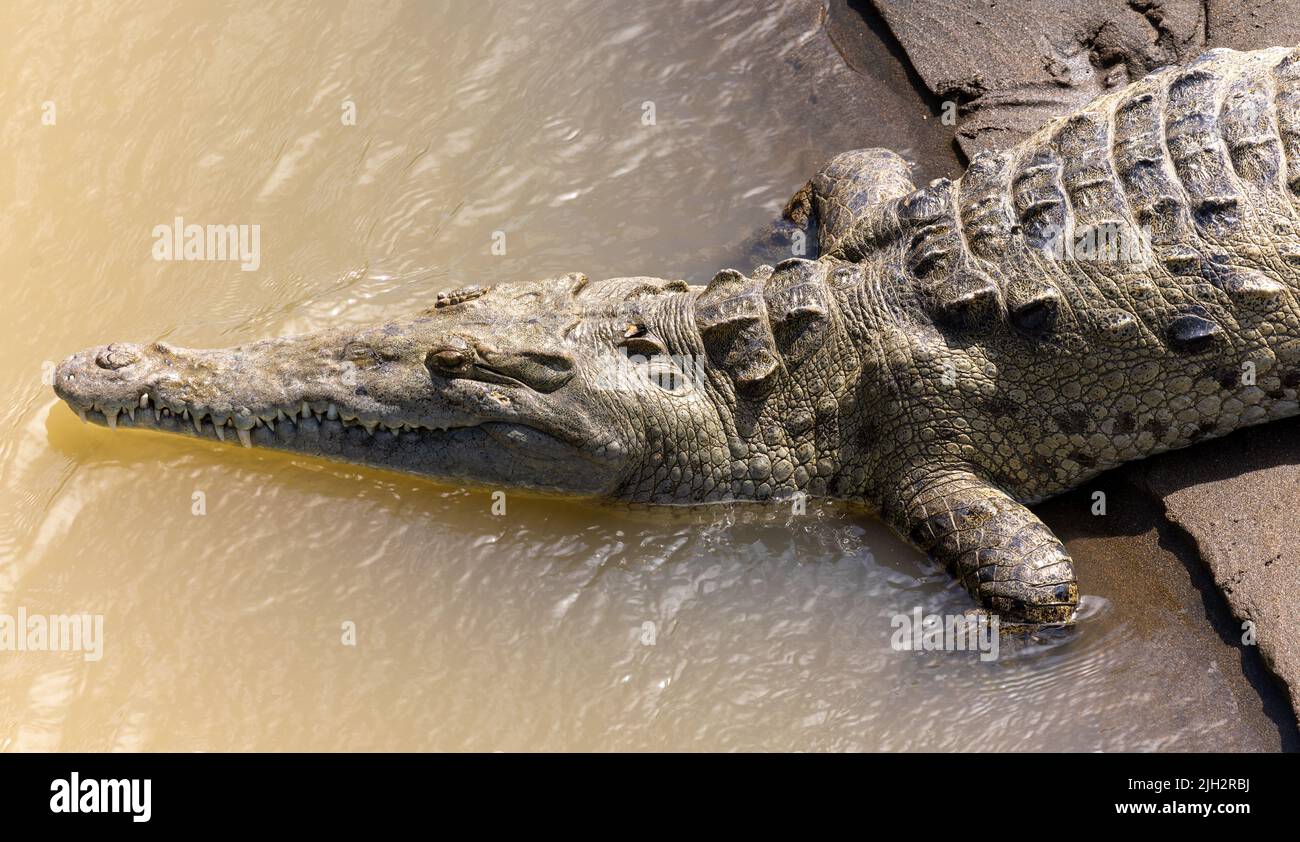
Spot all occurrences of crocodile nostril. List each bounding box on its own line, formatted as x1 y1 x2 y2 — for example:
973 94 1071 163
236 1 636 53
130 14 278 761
95 344 141 371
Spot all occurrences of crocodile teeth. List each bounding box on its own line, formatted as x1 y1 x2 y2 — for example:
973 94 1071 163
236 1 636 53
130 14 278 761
154 407 162 423
192 414 204 435
301 401 311 419
77 409 87 423
127 406 135 422
214 424 225 442
237 427 252 448
326 403 338 420
104 407 119 429
266 418 275 432
139 393 149 408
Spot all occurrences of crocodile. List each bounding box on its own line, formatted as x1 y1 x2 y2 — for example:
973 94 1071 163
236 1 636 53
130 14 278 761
54 46 1300 625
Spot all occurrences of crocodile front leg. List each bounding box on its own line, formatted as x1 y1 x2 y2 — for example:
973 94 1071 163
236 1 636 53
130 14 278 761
884 469 1080 625
784 147 916 255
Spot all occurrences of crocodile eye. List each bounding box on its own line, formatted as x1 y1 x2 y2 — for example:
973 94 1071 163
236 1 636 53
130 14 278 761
343 342 381 367
425 337 474 376
428 349 468 370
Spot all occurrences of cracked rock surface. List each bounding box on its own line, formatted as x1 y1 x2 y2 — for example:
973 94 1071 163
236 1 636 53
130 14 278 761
1142 417 1300 720
868 0 1300 160
869 0 1206 158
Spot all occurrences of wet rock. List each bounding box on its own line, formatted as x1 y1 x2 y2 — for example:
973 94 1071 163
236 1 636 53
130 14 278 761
1206 1 1300 51
736 0 962 269
1037 474 1297 750
863 0 1300 159
866 0 1206 158
1140 417 1300 722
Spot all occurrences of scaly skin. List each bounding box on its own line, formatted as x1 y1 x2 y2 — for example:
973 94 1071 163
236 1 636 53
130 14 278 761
54 47 1300 624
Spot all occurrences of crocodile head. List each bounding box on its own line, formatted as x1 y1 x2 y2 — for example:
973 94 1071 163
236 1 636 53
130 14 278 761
53 272 746 500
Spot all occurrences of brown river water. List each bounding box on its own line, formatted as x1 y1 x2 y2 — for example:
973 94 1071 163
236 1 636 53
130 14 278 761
0 0 1288 751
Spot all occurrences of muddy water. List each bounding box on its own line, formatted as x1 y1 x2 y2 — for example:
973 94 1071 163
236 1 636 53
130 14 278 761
0 0 1284 750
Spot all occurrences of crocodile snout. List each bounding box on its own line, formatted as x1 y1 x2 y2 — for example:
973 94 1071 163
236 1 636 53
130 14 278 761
55 342 162 416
